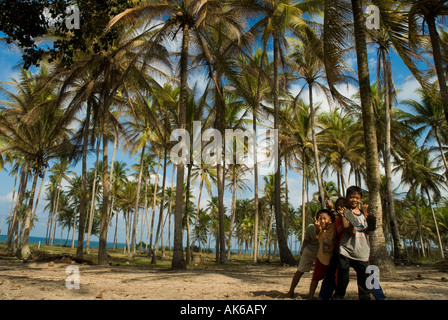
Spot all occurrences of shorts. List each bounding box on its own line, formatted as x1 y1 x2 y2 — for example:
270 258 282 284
312 257 329 281
297 246 316 273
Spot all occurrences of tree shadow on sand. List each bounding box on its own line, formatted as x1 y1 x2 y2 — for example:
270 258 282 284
251 290 289 299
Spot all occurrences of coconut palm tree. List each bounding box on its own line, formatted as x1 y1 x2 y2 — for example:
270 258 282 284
0 67 74 260
395 143 446 259
323 0 397 275
245 0 305 266
109 0 247 268
288 30 342 208
401 85 448 177
405 0 448 125
230 49 271 263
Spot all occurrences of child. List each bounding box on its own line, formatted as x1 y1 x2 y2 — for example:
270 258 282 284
333 186 376 300
318 197 349 300
287 221 319 298
308 209 336 300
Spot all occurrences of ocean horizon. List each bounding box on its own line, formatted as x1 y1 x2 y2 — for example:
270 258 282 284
0 234 302 255
0 235 128 249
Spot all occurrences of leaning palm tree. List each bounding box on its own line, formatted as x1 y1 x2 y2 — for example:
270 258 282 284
0 67 74 260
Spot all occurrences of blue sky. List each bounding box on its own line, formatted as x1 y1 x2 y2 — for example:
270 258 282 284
0 15 429 249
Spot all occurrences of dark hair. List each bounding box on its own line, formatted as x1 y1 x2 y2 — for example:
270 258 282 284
346 185 362 198
335 197 349 210
316 209 335 222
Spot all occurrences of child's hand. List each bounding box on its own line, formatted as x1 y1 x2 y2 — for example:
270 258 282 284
314 216 320 227
325 198 333 210
337 206 346 217
361 201 369 217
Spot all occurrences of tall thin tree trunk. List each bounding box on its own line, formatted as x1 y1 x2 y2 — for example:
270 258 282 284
253 107 259 263
425 188 445 259
351 0 396 277
214 70 226 264
172 24 189 270
273 33 296 266
152 142 168 264
8 162 29 253
77 101 91 259
301 157 307 246
427 14 448 126
86 140 100 254
130 144 146 255
382 56 403 260
309 82 325 208
98 118 110 265
20 170 39 260
227 165 237 260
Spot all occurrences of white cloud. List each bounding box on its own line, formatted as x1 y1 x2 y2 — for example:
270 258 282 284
0 192 14 204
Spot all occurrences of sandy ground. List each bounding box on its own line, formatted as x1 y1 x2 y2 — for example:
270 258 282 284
0 255 447 301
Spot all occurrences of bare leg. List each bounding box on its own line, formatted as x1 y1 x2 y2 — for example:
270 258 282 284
287 270 304 298
308 280 319 300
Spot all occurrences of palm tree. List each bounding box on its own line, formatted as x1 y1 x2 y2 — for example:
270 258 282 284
319 107 364 196
288 30 340 208
230 49 271 263
395 143 446 259
401 85 448 177
247 0 305 266
406 0 448 125
109 0 246 268
325 0 396 275
0 67 74 260
280 99 313 245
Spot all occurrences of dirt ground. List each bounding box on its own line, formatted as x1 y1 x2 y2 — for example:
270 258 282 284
0 255 447 300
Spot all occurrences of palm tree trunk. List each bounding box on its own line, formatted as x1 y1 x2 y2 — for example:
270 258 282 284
193 175 204 253
253 106 259 263
20 169 39 260
425 188 445 259
426 14 448 126
86 140 100 254
351 0 396 276
172 24 189 270
30 166 46 226
152 142 168 264
383 58 404 260
7 162 28 252
301 156 307 246
51 186 61 247
214 70 226 265
414 192 425 257
273 33 296 266
98 119 110 265
309 82 325 208
77 101 91 259
149 154 161 249
227 166 237 260
130 144 146 254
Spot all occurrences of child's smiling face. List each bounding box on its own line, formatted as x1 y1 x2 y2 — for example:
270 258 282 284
347 192 362 209
317 213 332 229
